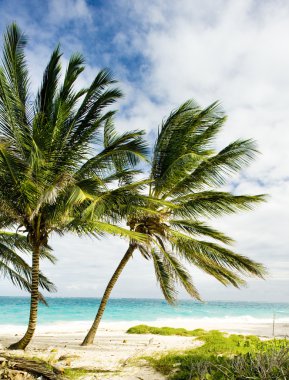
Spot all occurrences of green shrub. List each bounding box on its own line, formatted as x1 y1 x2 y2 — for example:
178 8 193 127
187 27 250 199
127 324 205 337
127 325 289 379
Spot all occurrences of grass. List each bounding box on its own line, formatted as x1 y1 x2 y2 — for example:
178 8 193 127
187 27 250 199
64 368 117 380
64 368 92 380
127 325 289 380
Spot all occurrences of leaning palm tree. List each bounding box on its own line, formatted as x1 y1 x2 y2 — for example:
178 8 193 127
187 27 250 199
81 100 267 345
0 231 56 303
0 23 147 349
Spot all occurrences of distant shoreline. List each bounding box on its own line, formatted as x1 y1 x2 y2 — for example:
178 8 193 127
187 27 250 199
1 295 289 303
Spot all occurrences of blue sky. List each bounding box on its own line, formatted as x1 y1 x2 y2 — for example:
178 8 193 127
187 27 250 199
0 0 289 301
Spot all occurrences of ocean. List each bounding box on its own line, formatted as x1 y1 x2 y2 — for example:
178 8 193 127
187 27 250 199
1 297 289 326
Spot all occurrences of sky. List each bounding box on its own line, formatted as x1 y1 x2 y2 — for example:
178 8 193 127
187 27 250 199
0 0 288 302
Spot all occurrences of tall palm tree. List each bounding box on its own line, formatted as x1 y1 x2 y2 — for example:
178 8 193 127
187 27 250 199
81 100 267 346
0 231 56 303
0 23 147 349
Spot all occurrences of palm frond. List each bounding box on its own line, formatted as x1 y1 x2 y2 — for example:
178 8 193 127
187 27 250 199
71 220 148 244
34 45 62 117
171 230 266 279
170 220 234 245
0 232 56 294
57 53 85 103
154 152 204 197
173 192 266 219
153 237 201 301
77 117 148 178
1 22 30 129
169 139 259 196
151 100 225 186
151 249 177 304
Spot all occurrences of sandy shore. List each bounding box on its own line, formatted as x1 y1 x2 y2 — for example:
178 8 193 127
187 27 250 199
0 319 288 379
0 326 198 380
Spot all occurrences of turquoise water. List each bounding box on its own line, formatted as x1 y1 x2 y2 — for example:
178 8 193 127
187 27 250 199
0 297 289 325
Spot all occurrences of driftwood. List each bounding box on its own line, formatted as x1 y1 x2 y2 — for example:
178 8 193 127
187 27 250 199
0 353 65 380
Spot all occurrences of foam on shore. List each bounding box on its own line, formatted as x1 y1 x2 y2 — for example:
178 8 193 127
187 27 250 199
1 315 288 336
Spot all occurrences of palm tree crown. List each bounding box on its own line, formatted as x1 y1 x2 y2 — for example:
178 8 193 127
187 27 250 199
130 100 266 303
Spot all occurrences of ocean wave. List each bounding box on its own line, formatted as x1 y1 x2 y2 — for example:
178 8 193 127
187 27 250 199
1 315 288 334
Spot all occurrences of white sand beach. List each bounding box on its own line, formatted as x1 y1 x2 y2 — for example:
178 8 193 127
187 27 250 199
0 319 288 379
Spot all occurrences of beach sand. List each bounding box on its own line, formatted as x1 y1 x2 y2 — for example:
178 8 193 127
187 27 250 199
0 319 288 379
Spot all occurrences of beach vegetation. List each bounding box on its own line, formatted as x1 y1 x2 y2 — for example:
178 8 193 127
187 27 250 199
64 368 118 380
82 100 267 345
129 326 289 379
127 324 205 336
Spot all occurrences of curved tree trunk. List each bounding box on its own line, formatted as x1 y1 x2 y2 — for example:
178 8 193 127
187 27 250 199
9 243 41 350
81 243 136 346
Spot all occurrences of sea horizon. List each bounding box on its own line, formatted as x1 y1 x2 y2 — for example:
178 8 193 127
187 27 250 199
1 297 289 327
1 295 289 303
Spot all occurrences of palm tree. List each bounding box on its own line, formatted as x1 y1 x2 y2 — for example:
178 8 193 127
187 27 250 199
0 231 56 303
81 100 267 346
0 23 147 349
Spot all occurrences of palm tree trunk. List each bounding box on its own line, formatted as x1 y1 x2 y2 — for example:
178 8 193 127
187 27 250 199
9 242 40 350
81 243 136 346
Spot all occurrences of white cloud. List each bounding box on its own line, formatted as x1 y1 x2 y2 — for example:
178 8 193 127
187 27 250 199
0 0 288 301
107 0 289 301
48 0 92 23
